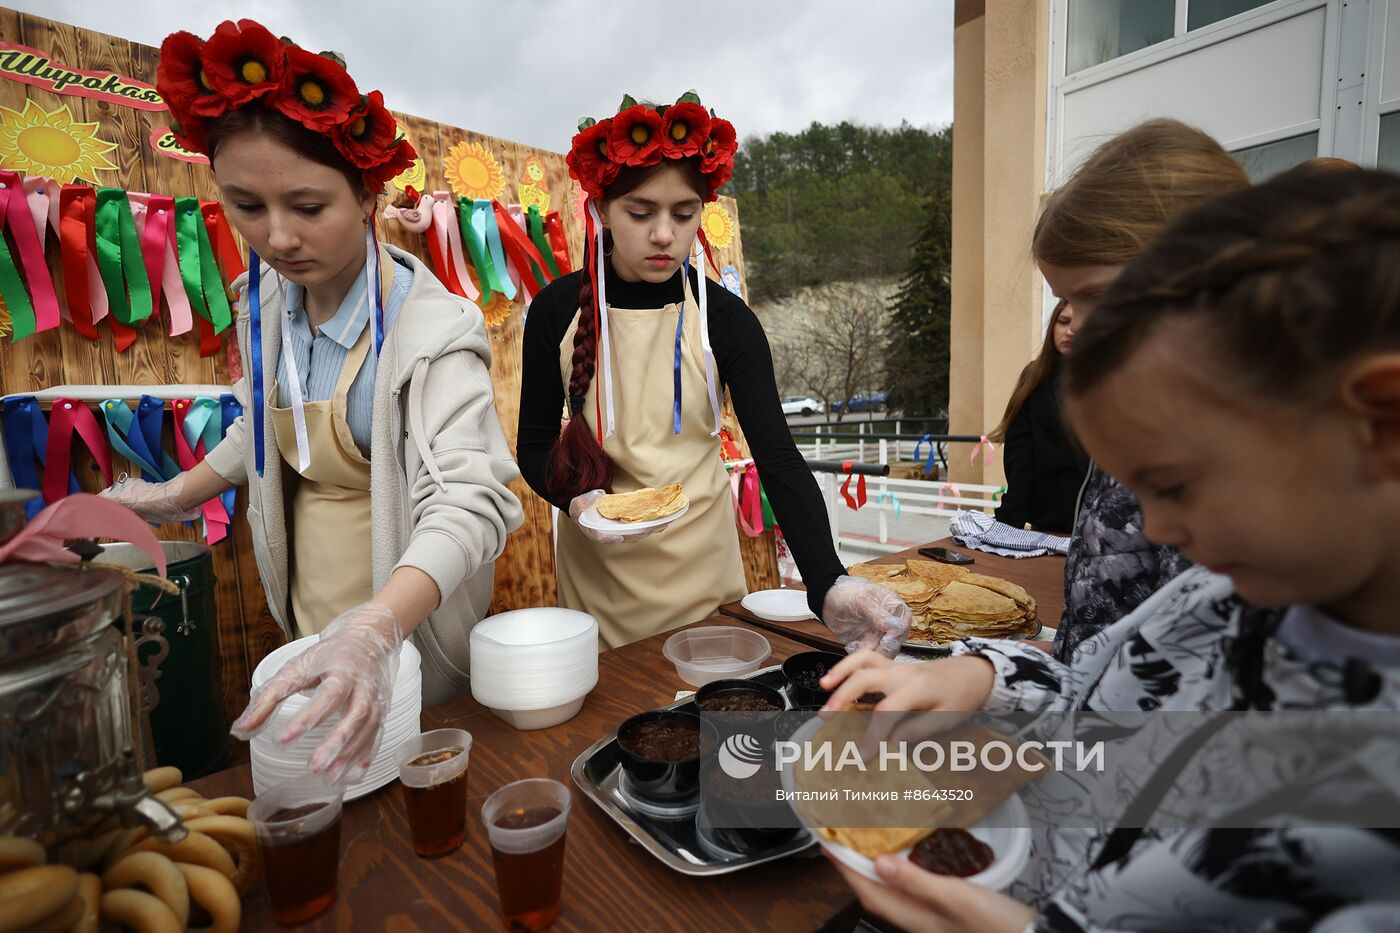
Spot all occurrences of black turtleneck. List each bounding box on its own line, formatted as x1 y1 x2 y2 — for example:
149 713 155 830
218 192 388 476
517 265 845 618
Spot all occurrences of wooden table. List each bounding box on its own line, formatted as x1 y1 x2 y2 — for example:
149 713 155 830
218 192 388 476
191 619 862 932
719 538 1066 654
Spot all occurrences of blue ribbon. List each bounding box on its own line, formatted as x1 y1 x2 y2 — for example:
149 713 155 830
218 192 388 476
248 249 266 477
101 399 165 481
135 396 181 480
476 199 517 302
912 433 937 474
219 393 241 519
673 259 687 435
369 228 385 358
1 396 77 514
874 491 903 521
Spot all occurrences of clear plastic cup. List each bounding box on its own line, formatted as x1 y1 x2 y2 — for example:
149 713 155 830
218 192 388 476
396 728 472 858
247 774 345 925
481 779 572 931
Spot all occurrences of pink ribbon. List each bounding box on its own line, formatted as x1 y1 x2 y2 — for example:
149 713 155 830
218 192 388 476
170 398 231 545
970 435 997 465
0 170 60 333
938 482 962 503
432 191 479 301
0 493 166 575
127 194 166 325
728 463 764 537
22 175 52 244
127 194 192 335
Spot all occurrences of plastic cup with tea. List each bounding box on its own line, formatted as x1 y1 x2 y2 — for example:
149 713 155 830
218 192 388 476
481 778 571 931
396 728 473 858
247 773 344 926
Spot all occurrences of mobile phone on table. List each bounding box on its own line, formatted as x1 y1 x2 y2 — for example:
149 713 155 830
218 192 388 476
919 546 975 565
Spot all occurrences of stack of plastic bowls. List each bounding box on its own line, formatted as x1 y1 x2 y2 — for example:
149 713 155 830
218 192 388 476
248 636 422 800
470 608 598 730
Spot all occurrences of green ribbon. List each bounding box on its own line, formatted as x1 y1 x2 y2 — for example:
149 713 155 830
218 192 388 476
526 205 559 281
458 197 494 305
94 188 154 326
174 198 231 333
0 233 36 341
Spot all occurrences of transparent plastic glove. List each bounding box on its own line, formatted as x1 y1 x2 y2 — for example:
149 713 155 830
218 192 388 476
98 473 202 523
821 575 914 658
568 489 661 544
231 603 403 782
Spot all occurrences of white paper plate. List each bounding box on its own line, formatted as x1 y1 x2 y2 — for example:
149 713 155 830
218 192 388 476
779 717 1032 890
741 589 816 622
577 500 689 536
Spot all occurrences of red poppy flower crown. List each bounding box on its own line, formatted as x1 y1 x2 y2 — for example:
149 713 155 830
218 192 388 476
566 91 737 202
156 19 416 192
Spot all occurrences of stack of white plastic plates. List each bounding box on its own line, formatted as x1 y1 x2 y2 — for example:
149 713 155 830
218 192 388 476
249 636 422 800
470 608 598 730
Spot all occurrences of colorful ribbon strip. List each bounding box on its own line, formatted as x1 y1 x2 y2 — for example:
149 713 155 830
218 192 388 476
44 398 114 506
544 210 572 275
0 170 60 340
172 397 231 545
57 184 101 339
248 249 267 477
873 491 902 521
729 462 765 537
970 434 997 465
912 433 939 475
94 187 155 329
839 461 868 511
1 396 64 518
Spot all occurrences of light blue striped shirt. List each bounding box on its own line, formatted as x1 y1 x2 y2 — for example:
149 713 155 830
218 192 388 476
275 258 413 456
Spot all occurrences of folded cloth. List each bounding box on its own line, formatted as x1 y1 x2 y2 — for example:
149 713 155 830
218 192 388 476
949 509 1070 558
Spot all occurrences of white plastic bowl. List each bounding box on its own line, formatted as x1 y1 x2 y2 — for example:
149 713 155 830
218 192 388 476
470 608 598 718
662 626 772 687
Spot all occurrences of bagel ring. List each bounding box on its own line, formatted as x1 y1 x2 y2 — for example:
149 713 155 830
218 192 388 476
73 873 102 933
176 862 242 933
0 864 79 933
126 830 236 879
75 826 127 872
201 796 251 818
27 894 84 933
170 800 217 820
104 851 191 929
102 828 151 873
0 835 44 873
101 888 182 933
183 815 261 895
141 767 183 794
154 786 202 804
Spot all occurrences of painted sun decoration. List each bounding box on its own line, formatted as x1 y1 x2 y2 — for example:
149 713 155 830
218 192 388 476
444 139 504 201
0 100 118 184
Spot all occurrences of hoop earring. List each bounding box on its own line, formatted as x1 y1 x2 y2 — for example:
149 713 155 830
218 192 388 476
602 241 614 257
601 230 613 257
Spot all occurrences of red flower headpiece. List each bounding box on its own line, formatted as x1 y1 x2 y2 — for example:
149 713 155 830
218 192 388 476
156 20 417 193
566 91 736 202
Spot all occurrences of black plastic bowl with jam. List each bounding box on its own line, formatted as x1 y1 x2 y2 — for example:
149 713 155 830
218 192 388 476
781 651 846 707
694 679 786 714
615 710 704 803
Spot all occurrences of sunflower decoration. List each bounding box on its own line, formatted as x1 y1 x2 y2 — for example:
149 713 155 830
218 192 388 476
517 156 551 213
566 91 737 204
444 139 505 201
701 202 735 249
481 291 514 330
154 19 417 193
0 101 118 185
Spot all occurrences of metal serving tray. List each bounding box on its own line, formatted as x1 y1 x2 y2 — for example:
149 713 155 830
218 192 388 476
570 666 818 876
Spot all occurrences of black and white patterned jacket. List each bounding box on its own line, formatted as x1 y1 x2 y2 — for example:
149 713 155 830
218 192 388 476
1054 465 1193 662
951 568 1400 932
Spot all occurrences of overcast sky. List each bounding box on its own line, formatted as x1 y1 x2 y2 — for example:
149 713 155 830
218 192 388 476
12 0 954 152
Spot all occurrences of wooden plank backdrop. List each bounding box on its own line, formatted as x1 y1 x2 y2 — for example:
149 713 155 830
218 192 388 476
0 13 777 748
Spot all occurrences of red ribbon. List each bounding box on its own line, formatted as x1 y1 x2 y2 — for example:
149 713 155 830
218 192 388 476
58 185 99 340
0 170 61 335
696 226 722 276
170 398 231 544
200 201 246 283
133 194 169 316
423 204 461 296
195 316 221 357
840 461 868 511
544 210 573 275
492 201 553 301
43 399 114 505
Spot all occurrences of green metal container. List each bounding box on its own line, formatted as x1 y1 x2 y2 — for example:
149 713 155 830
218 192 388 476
98 541 230 779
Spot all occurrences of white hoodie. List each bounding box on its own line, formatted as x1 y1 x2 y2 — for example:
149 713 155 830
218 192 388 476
206 245 525 705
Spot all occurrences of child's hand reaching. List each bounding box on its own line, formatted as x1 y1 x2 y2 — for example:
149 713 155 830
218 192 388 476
829 851 1037 933
820 651 996 714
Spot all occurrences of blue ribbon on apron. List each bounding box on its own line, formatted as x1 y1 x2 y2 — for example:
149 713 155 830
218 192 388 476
672 259 687 435
2 396 76 517
248 249 267 477
218 393 241 519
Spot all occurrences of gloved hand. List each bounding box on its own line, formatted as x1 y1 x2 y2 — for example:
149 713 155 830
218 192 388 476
98 473 203 523
231 603 403 782
822 575 913 658
568 489 661 544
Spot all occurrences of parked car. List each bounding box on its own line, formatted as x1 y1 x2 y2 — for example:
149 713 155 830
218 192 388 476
780 395 824 416
830 391 888 414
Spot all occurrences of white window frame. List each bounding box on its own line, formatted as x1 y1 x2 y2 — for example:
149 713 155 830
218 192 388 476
1363 0 1400 168
1046 0 1339 185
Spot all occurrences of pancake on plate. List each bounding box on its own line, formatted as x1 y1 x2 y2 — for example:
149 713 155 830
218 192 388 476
597 483 687 522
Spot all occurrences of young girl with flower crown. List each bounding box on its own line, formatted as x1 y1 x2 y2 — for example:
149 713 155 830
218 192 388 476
516 94 913 653
820 167 1400 931
101 20 524 780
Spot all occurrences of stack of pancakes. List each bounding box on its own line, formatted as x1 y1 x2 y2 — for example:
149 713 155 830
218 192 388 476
597 483 688 522
847 560 1038 643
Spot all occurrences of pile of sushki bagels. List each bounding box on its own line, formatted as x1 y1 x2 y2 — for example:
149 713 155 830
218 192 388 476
0 767 257 932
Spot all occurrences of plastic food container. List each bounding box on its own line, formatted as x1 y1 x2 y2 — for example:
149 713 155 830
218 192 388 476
470 608 599 730
662 626 772 687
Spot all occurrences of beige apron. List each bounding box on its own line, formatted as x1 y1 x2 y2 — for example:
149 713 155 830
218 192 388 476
270 323 374 637
555 278 747 649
